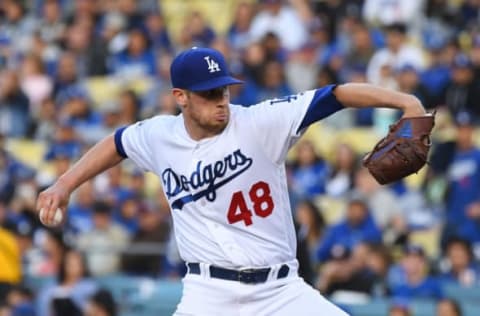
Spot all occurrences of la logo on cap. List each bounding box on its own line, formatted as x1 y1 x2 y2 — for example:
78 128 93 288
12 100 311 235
204 56 220 73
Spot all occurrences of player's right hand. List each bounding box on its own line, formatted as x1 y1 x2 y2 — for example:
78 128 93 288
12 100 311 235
36 181 70 227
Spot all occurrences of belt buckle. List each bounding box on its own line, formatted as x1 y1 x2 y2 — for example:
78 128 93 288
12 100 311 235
238 269 257 284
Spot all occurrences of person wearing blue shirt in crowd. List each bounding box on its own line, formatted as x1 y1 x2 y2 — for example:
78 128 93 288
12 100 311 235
316 196 382 262
390 244 444 300
234 60 293 105
109 29 156 78
0 134 36 205
440 237 480 287
444 112 480 244
288 140 330 202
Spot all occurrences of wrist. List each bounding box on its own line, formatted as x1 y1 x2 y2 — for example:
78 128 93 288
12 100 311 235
401 95 425 117
56 175 75 194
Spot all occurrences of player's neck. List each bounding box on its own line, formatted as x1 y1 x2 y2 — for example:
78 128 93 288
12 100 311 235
183 119 225 141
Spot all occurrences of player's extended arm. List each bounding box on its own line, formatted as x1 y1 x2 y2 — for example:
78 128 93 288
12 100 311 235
36 134 124 226
333 83 426 117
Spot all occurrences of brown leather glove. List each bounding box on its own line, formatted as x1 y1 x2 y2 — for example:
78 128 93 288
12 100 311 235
363 112 435 185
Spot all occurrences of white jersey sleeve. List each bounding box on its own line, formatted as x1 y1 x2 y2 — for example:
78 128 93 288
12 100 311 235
114 119 156 172
242 85 343 164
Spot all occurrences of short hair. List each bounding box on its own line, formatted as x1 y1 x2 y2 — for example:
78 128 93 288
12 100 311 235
438 299 462 316
90 288 117 316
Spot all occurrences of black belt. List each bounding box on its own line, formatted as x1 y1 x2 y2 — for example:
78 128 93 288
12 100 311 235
187 262 290 284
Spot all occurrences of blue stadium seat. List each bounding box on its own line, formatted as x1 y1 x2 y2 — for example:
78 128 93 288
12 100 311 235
442 284 480 303
345 299 389 316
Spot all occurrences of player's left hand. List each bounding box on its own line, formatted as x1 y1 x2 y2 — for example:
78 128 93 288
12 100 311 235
363 111 436 185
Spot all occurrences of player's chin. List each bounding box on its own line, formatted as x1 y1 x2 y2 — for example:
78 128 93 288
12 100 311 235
212 115 228 126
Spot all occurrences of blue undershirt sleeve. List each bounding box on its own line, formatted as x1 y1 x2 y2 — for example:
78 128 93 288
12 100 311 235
114 126 128 158
297 84 344 132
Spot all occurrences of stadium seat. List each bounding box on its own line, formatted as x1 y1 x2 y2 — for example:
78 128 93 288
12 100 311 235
442 284 480 303
85 77 153 109
344 299 389 316
6 139 47 169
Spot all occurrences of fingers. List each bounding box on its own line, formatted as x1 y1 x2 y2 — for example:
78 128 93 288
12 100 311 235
36 190 65 227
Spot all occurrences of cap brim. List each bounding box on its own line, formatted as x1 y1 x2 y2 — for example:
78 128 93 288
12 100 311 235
188 76 243 92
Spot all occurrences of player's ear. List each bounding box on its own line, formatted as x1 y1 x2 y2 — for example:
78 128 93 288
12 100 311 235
172 89 188 107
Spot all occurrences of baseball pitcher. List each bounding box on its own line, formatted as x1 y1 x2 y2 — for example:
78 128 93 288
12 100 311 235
36 47 432 315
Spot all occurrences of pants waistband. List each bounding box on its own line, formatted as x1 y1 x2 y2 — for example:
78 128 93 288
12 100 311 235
187 262 291 285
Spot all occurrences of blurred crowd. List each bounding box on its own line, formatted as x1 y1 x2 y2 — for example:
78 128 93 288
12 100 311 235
1 0 480 315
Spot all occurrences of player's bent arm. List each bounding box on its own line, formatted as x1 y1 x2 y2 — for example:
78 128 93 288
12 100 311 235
36 134 124 225
333 83 426 117
57 134 124 192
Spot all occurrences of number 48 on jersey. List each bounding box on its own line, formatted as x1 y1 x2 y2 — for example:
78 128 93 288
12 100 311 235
227 181 274 226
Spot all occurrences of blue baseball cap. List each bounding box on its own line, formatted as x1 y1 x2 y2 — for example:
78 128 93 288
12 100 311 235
170 47 243 92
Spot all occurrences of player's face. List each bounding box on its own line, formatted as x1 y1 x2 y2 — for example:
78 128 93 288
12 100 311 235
174 86 230 138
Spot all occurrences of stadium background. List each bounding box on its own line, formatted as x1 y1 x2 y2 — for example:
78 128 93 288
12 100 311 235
1 0 480 315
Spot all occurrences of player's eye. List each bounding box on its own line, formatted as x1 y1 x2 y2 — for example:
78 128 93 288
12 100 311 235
194 87 228 100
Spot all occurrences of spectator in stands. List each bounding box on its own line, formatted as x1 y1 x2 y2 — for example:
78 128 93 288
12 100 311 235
389 303 412 316
4 286 35 316
436 298 462 316
186 11 216 48
0 305 10 316
156 90 180 116
442 53 480 122
34 97 57 141
0 226 21 301
354 167 404 232
419 39 451 109
109 28 156 78
228 1 255 50
326 143 358 198
95 164 134 209
53 52 81 101
237 58 293 105
37 249 97 316
363 0 425 36
67 181 95 235
85 288 116 316
470 35 480 79
113 196 141 236
0 1 36 62
366 244 393 297
249 0 308 51
77 201 129 276
13 221 38 280
121 204 170 276
44 121 82 162
295 200 325 270
100 11 128 56
117 89 141 125
0 136 35 205
36 229 66 277
285 40 320 93
344 22 374 77
367 23 425 86
390 244 444 300
144 11 172 53
117 0 143 30
0 70 31 138
318 243 386 297
444 112 480 244
395 64 435 110
316 196 382 262
440 237 479 287
38 0 66 46
242 42 267 85
261 32 287 64
288 140 329 202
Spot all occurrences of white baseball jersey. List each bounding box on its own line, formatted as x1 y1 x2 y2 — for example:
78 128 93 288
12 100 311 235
115 86 343 269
